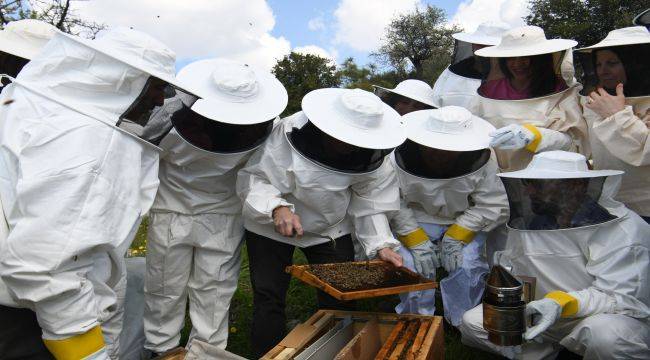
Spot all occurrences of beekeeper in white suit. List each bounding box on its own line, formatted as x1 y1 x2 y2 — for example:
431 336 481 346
237 88 406 358
373 79 437 115
0 28 201 359
143 58 287 355
0 19 57 81
474 26 589 172
432 21 509 110
389 106 508 325
460 151 650 359
575 26 650 223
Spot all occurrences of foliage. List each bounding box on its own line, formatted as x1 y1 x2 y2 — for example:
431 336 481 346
337 57 407 91
526 0 648 46
0 0 105 38
372 5 459 81
272 52 341 117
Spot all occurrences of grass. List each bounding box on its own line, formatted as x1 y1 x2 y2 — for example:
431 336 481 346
130 220 498 359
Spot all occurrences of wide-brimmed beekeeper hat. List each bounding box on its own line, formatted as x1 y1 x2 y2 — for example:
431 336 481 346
0 19 58 60
176 58 288 124
475 26 577 57
402 106 495 152
301 88 407 149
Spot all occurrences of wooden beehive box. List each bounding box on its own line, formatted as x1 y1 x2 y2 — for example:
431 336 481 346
286 260 437 301
262 310 444 360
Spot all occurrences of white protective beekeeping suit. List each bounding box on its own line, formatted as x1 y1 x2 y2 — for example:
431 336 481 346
575 26 650 218
0 19 56 306
0 29 200 359
473 26 589 172
432 21 510 111
237 89 406 259
460 151 650 359
389 106 508 325
143 59 287 353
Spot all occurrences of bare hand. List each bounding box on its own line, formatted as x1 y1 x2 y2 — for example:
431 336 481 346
272 206 303 237
585 83 626 119
377 247 403 267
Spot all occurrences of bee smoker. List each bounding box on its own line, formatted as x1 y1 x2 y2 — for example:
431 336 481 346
482 265 526 346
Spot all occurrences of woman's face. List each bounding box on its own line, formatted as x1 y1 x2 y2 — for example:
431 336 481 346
506 57 532 81
595 50 626 90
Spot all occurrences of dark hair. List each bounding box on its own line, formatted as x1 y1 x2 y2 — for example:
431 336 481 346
591 44 650 97
498 54 559 98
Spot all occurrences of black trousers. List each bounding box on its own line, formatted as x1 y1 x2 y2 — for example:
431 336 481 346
246 230 356 358
0 306 54 359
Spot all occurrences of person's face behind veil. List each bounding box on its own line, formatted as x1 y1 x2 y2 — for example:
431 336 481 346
524 178 589 227
595 49 627 92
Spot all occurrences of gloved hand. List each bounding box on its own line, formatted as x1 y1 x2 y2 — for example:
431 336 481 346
409 240 437 279
441 235 464 273
490 124 537 150
524 298 562 341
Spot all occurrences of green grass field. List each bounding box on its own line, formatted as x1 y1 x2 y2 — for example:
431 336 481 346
131 219 498 359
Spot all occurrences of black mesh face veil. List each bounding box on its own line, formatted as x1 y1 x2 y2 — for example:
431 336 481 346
288 120 393 174
394 139 490 179
448 39 492 79
576 44 650 97
477 51 570 100
500 177 617 230
0 51 29 81
118 77 199 145
170 105 274 153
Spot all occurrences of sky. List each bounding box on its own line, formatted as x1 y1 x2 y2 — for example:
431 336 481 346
68 0 531 71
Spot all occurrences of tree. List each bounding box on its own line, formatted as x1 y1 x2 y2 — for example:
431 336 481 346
272 52 340 117
0 0 105 38
336 57 409 91
372 5 460 81
526 0 648 46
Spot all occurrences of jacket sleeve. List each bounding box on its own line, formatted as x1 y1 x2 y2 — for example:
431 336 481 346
236 125 295 224
591 106 650 167
455 160 509 233
538 86 591 156
535 127 573 153
557 244 650 319
387 197 420 236
348 161 401 258
0 127 143 339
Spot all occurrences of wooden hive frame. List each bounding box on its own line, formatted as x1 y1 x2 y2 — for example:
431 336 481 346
285 260 437 301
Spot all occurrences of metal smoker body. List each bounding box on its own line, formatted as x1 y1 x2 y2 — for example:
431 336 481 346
482 265 526 346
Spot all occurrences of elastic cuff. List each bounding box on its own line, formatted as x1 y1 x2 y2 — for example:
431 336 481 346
545 291 579 318
367 241 401 259
445 224 476 244
43 325 106 360
270 200 294 217
523 124 542 153
397 228 429 248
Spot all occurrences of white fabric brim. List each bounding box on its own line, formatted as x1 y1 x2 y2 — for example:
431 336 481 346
475 39 577 57
452 32 501 46
179 59 288 125
577 38 650 52
302 88 407 149
0 33 43 60
498 169 623 179
60 33 201 99
373 85 437 108
403 110 495 151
